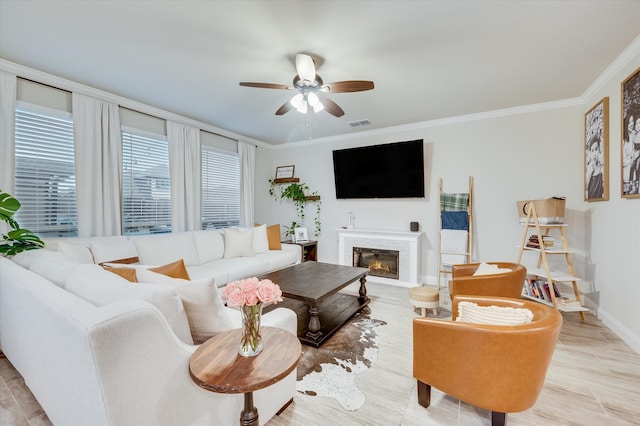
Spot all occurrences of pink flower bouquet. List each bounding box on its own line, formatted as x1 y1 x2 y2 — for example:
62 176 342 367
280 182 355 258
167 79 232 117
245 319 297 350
221 277 283 307
221 277 283 356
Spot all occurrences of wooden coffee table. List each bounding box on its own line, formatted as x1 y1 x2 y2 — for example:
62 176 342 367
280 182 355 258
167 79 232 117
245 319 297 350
189 327 301 426
260 261 370 347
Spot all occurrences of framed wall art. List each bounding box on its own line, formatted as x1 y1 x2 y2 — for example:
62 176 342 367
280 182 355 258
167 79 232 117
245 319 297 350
584 97 609 202
294 227 308 243
275 165 295 180
621 66 640 198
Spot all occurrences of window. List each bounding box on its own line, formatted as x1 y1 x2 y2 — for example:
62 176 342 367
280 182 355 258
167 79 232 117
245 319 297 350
201 146 240 229
14 106 78 237
122 130 171 235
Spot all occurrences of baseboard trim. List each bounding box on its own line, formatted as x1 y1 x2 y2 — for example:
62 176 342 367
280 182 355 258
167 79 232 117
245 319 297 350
598 307 640 355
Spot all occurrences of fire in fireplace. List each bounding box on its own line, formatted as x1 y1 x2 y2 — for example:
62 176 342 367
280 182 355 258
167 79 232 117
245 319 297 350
353 247 400 279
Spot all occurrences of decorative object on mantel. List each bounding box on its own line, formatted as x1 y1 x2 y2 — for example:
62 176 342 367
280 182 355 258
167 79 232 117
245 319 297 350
221 277 283 357
0 189 45 257
269 177 322 238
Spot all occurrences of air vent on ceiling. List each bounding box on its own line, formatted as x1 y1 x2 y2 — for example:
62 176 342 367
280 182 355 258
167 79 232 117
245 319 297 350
348 119 371 127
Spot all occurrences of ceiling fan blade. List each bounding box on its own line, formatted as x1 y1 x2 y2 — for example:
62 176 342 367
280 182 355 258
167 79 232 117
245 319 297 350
324 80 374 93
295 53 316 82
319 97 345 117
239 82 290 90
275 101 293 116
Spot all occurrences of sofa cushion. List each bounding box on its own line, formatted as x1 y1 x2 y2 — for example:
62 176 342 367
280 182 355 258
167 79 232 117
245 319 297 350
186 256 270 287
133 232 199 266
254 250 299 273
11 249 47 269
136 269 235 344
193 229 225 264
91 238 139 265
456 301 533 325
267 224 282 250
223 228 254 258
65 264 193 344
253 224 269 254
58 241 95 264
28 250 83 288
149 259 191 280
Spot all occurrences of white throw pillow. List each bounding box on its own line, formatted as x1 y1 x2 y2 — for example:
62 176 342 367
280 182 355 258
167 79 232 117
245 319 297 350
472 262 512 276
58 241 95 264
137 268 235 344
253 224 269 254
91 238 139 264
133 232 199 266
65 264 193 344
193 229 225 264
456 301 533 325
223 228 255 259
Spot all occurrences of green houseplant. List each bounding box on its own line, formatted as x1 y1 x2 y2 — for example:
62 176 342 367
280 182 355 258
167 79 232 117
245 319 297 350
268 180 321 238
0 189 45 256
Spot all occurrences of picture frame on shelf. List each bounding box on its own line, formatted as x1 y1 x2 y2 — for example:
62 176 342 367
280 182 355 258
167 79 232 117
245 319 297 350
621 66 640 198
584 97 609 202
275 165 295 180
294 227 308 243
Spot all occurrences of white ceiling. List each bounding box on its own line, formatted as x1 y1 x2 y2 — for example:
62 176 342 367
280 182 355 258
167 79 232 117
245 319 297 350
1 0 639 145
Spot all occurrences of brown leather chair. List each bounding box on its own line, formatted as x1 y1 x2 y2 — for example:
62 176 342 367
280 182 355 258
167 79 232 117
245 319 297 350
413 296 563 426
449 262 527 301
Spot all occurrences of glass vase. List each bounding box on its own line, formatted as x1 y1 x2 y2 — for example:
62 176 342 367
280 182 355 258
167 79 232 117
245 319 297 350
239 304 263 357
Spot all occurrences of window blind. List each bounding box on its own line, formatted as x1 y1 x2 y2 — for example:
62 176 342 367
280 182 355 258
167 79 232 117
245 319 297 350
14 108 78 237
122 131 171 235
201 146 240 229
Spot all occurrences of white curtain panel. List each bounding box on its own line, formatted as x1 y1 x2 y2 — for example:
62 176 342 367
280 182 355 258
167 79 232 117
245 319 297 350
0 71 16 235
238 141 255 227
168 121 201 232
0 71 16 197
73 93 122 237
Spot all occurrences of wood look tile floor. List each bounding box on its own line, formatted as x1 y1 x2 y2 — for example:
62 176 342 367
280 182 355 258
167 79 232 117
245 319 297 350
1 282 639 425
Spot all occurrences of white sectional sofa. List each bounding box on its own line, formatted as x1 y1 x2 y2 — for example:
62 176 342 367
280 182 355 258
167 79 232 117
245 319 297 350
0 227 302 426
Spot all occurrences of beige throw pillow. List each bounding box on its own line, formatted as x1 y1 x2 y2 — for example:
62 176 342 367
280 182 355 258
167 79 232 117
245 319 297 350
136 268 235 344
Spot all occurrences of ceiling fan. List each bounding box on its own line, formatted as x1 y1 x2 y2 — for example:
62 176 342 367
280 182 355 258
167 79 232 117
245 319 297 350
239 53 374 117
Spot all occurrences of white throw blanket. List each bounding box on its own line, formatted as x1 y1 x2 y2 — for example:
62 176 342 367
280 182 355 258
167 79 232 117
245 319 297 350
440 229 468 266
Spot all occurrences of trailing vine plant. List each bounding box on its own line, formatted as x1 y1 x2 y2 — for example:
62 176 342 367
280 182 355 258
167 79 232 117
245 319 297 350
268 179 322 238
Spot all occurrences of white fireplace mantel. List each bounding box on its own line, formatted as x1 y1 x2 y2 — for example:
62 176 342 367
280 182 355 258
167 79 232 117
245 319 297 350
337 228 423 287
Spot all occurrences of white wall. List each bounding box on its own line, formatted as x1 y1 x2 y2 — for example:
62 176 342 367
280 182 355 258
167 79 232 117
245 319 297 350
581 49 640 353
256 50 640 353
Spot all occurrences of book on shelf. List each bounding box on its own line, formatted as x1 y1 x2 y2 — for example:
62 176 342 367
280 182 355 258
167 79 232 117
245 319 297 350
526 235 555 249
524 277 560 303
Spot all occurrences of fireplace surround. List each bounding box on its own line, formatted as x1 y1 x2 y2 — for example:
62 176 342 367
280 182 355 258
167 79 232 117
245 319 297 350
338 228 423 287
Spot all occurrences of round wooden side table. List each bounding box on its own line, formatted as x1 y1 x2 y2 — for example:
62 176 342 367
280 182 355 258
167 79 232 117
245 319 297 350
189 326 301 426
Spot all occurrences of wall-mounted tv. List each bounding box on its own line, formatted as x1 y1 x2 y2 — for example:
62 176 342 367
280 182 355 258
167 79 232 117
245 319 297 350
332 139 425 199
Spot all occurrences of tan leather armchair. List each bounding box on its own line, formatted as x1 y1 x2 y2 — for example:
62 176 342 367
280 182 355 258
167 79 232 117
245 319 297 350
449 262 526 301
413 296 563 426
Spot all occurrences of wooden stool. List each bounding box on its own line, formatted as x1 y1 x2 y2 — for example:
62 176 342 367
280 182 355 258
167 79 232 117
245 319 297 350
409 286 439 316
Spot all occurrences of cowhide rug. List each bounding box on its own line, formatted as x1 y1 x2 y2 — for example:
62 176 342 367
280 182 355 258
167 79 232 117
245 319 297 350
296 308 387 411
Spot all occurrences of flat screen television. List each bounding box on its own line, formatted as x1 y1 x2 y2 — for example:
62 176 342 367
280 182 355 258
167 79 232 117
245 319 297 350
332 139 425 199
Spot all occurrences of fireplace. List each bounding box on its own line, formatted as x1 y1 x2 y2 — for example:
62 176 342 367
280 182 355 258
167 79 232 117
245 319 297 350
353 247 400 280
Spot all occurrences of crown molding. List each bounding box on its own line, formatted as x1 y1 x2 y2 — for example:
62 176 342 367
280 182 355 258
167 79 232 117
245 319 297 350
582 34 640 101
273 97 584 149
